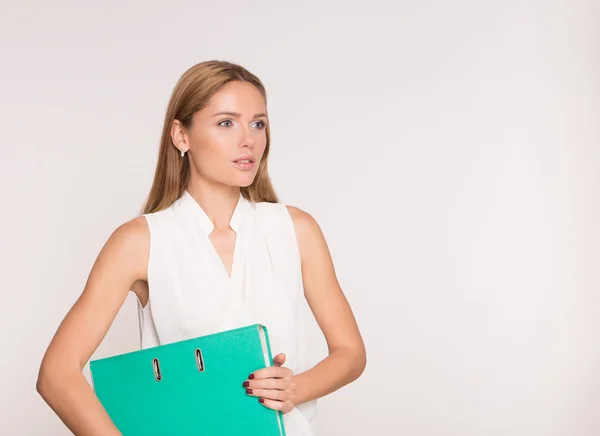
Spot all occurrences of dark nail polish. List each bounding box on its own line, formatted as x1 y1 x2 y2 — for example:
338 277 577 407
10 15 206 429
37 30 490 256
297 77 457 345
243 381 249 387
259 398 265 404
246 388 253 394
248 374 255 379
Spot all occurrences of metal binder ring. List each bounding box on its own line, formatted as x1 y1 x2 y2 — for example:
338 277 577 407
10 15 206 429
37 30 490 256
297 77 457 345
195 348 205 372
152 358 162 382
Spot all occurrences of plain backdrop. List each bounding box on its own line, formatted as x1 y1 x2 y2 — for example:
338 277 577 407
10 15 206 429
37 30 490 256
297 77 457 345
1 1 599 435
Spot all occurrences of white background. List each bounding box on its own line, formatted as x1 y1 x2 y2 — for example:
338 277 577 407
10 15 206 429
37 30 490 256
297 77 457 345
1 1 598 435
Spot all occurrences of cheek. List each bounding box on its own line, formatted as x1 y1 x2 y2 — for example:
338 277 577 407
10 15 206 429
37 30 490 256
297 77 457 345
256 140 268 159
194 132 230 161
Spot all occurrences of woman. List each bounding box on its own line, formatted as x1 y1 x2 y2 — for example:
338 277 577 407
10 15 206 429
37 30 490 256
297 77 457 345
36 60 366 435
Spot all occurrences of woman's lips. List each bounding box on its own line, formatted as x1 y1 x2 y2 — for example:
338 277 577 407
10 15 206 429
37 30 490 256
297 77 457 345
232 159 255 170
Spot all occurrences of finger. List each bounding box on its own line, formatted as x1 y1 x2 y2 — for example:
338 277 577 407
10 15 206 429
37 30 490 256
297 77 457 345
258 397 294 414
244 378 288 390
246 388 287 402
249 366 292 380
273 353 286 367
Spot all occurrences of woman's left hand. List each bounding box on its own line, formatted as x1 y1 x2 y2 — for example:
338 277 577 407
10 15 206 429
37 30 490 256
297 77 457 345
243 353 297 414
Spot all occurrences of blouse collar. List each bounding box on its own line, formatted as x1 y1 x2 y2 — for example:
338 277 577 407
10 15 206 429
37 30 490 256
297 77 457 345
180 190 251 235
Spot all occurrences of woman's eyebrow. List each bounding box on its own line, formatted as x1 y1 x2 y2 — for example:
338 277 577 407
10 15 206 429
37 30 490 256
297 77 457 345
212 111 267 118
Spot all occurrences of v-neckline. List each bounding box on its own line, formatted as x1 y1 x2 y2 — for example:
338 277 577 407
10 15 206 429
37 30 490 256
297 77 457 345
208 229 239 281
181 190 249 282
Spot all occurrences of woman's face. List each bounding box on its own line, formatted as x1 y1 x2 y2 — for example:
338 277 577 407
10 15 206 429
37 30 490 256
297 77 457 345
175 81 268 188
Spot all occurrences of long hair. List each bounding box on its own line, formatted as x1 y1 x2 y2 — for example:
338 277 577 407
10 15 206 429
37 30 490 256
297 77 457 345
140 60 279 215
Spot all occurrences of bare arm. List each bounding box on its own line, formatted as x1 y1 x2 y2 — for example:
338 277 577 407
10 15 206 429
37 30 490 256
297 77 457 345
285 206 367 405
36 217 149 435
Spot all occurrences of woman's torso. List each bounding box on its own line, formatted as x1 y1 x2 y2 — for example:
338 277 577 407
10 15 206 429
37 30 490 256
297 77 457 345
136 191 317 435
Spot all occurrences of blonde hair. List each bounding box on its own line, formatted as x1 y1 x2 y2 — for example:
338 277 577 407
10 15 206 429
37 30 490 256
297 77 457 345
140 60 279 215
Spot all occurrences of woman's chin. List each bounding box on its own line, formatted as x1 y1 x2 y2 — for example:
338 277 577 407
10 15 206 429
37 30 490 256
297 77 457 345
229 175 256 188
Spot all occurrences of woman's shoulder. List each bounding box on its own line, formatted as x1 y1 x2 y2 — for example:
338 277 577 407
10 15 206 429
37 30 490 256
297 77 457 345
254 200 311 219
284 205 323 247
139 201 181 230
111 215 150 246
283 204 316 227
255 201 322 244
96 216 150 283
253 201 300 223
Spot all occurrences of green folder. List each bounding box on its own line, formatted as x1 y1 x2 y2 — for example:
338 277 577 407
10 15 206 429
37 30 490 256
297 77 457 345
90 324 286 435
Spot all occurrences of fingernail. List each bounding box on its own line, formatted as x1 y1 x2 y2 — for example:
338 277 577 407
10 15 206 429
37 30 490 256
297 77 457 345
246 388 253 394
259 398 265 404
243 381 250 387
248 374 255 379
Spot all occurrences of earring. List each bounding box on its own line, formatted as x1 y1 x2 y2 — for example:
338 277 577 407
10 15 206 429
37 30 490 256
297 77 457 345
180 148 186 158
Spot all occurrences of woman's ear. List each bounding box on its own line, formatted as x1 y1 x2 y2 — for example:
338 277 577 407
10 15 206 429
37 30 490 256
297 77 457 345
170 119 188 153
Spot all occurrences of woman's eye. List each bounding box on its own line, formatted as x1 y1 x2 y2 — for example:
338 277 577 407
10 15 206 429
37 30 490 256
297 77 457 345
218 120 266 128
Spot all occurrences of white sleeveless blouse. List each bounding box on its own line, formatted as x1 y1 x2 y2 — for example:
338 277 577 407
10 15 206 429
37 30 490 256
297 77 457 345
137 190 317 435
